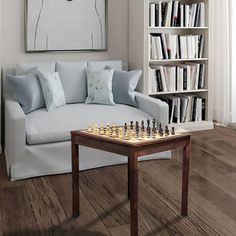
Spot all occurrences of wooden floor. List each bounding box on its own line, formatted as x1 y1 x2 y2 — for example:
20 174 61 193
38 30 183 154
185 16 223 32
1 126 236 236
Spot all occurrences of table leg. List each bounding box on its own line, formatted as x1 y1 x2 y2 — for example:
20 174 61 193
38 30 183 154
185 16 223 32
72 135 80 217
181 140 190 216
129 153 138 236
128 157 130 200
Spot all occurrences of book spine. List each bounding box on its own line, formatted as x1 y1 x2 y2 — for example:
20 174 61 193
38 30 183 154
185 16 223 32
156 69 163 91
183 68 187 90
155 4 159 27
202 98 206 120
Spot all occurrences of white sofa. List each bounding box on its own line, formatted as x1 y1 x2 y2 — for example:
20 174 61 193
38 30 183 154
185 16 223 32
4 61 170 181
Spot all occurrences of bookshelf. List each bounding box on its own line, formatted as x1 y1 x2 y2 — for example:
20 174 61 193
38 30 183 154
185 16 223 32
129 0 213 131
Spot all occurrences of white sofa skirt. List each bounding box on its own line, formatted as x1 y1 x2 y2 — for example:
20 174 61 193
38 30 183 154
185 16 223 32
7 141 171 181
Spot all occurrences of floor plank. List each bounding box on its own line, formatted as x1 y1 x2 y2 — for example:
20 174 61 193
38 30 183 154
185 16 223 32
0 126 236 235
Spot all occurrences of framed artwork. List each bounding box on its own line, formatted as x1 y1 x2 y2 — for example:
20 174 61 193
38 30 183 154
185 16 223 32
25 0 107 52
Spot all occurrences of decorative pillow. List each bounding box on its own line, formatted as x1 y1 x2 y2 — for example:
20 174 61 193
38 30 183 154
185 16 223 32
6 71 45 114
56 61 87 103
112 70 142 107
85 68 115 105
37 71 66 111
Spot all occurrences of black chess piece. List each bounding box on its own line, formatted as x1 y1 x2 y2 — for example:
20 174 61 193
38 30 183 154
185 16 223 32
152 119 156 129
152 119 157 133
171 127 175 135
159 123 162 132
165 125 169 136
124 123 128 131
147 126 151 137
141 120 145 131
147 119 150 128
159 128 163 137
130 121 134 129
136 121 139 130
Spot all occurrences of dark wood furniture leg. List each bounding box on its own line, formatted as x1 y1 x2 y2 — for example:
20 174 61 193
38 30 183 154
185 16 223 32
72 136 80 217
128 157 131 200
181 140 190 216
129 153 138 236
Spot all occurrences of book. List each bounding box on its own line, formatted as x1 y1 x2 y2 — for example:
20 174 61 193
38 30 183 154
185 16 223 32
156 36 164 59
202 98 206 120
198 63 205 89
155 4 160 27
150 3 156 27
199 3 205 27
156 69 163 91
150 36 158 59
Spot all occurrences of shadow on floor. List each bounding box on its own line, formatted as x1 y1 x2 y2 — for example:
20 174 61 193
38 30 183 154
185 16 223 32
145 216 183 236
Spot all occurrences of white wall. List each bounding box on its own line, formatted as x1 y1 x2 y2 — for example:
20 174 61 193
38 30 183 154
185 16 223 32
1 0 128 68
231 0 236 122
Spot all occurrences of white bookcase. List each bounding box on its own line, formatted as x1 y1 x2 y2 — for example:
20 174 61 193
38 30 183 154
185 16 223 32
129 0 213 131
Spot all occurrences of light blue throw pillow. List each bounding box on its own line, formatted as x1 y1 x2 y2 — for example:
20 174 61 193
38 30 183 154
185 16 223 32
85 68 115 105
6 71 45 114
112 70 142 107
37 71 66 111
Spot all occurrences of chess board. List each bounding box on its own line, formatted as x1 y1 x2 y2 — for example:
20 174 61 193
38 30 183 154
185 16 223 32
80 119 184 144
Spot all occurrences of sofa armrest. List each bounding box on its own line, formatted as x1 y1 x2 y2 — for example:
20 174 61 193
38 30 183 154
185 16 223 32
5 98 26 153
135 92 169 125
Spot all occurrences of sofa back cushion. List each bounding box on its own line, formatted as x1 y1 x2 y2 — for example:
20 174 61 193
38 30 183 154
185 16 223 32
56 61 87 103
87 60 122 71
6 71 45 114
112 70 141 107
16 63 55 75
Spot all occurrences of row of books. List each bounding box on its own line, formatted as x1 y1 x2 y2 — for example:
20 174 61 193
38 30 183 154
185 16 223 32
149 1 205 27
160 95 206 123
150 33 204 60
149 63 205 92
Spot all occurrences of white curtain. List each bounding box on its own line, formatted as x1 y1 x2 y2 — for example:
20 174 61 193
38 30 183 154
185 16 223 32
211 0 231 126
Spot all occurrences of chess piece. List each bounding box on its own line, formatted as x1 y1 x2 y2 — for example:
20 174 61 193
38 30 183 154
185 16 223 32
141 120 145 131
94 125 98 133
88 124 92 132
111 129 117 138
165 126 169 136
147 119 150 128
171 127 175 135
100 125 105 135
152 119 157 133
159 128 163 137
118 127 123 139
130 121 134 129
124 123 128 131
152 119 156 129
159 123 162 132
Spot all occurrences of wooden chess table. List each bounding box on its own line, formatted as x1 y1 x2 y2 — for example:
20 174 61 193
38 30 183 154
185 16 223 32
71 123 191 236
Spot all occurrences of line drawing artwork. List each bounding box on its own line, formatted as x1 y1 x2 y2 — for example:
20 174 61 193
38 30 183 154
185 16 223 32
26 0 106 51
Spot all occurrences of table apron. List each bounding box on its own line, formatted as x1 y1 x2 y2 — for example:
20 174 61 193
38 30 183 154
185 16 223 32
75 136 189 158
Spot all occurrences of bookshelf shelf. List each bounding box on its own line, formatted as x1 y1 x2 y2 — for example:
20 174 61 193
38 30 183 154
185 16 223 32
149 58 208 63
149 27 208 30
129 0 213 131
149 89 208 96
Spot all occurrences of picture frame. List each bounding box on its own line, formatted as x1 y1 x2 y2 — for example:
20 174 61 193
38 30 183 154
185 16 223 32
25 0 107 52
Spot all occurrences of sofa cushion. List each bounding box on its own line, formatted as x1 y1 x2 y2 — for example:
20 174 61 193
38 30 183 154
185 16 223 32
37 71 66 111
16 63 55 75
112 70 141 107
56 61 87 103
6 71 45 114
87 60 122 71
85 68 115 105
26 103 153 145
